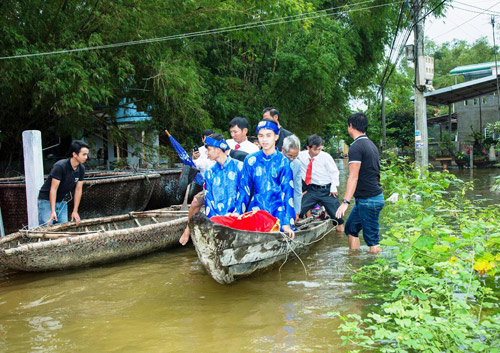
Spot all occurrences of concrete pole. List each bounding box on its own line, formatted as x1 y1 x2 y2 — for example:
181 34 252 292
0 207 5 237
414 1 428 171
22 130 44 229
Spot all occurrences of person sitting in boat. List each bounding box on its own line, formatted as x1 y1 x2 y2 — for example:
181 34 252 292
235 119 295 238
179 134 243 245
297 134 344 231
38 140 89 226
282 134 302 223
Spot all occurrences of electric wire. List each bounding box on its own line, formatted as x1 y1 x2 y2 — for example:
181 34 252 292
0 0 403 60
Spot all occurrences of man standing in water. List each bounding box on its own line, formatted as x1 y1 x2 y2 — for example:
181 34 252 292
336 113 384 254
38 140 89 226
236 119 295 238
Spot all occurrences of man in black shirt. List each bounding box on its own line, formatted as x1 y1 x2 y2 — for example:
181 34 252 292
336 113 385 254
262 107 292 151
38 140 89 226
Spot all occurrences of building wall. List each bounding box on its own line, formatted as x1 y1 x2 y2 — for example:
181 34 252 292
455 93 500 146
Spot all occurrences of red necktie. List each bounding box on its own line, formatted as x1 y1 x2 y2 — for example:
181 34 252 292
235 144 240 150
305 158 313 185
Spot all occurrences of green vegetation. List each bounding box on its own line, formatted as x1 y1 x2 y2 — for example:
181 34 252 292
1 0 421 171
331 156 500 352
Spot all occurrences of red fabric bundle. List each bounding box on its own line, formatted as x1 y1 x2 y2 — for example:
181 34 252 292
211 210 280 232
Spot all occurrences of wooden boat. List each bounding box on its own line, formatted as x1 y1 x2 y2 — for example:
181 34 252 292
0 209 188 272
0 172 160 234
189 213 334 284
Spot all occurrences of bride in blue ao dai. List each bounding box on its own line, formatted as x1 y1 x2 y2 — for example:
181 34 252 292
236 150 295 230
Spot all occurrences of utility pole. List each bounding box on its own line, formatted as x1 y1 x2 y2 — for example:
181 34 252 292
381 83 386 149
491 16 500 115
413 0 428 170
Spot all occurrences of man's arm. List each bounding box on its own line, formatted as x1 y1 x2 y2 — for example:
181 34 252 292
336 162 361 218
326 154 340 196
71 181 84 225
48 178 61 223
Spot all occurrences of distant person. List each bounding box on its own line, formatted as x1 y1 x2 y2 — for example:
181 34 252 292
192 129 215 175
262 107 292 150
38 140 89 226
236 119 295 238
336 112 385 254
227 117 260 154
297 135 344 231
282 135 302 222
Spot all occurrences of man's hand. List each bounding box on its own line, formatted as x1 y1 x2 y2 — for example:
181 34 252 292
71 211 81 225
336 203 349 219
48 211 58 225
192 151 201 160
329 191 338 198
282 225 295 239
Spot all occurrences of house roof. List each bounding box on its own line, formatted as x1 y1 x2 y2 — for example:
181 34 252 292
115 100 152 124
449 62 498 75
423 74 500 106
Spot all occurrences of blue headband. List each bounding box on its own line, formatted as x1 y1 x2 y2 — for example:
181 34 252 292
256 120 280 135
204 136 229 151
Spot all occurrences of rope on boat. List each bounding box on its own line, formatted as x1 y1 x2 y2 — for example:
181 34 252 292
277 218 339 277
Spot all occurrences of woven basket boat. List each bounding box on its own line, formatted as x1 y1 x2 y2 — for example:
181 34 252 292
145 168 184 209
0 209 188 272
190 213 334 284
0 172 160 234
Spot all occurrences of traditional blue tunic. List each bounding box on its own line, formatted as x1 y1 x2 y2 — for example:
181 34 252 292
204 156 243 218
236 150 296 229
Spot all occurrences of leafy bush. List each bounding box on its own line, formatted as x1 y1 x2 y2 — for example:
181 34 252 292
331 157 500 352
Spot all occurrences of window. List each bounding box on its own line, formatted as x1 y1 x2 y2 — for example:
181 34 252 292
464 100 468 106
473 98 478 105
482 97 488 104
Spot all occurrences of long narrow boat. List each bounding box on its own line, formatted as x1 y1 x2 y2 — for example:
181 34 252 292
0 209 187 272
189 213 334 284
0 172 161 234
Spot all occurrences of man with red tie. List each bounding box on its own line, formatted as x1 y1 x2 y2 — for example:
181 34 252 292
297 134 344 231
227 117 260 154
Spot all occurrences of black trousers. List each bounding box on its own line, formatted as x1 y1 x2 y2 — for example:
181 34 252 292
300 185 344 225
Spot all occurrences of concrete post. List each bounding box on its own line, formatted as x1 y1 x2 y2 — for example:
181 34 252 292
22 130 44 229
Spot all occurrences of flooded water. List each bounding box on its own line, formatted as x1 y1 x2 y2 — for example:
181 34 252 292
0 161 498 352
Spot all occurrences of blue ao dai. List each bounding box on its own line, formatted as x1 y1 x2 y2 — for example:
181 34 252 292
236 150 295 229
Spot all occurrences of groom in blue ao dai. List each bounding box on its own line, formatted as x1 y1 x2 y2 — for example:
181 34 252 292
236 119 295 238
203 134 243 218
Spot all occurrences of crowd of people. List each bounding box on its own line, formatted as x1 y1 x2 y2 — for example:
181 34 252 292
37 109 384 254
180 109 385 254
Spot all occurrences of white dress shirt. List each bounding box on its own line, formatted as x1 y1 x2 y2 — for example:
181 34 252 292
227 139 260 154
297 150 340 193
193 145 215 174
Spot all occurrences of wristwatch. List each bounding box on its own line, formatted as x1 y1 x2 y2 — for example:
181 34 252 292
342 199 350 204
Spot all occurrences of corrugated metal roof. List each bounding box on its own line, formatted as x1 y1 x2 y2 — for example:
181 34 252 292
450 62 498 75
423 74 500 106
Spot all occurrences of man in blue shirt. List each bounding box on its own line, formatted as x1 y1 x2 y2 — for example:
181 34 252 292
236 119 295 238
179 134 242 245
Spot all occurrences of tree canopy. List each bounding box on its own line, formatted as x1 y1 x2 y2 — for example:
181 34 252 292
1 0 407 172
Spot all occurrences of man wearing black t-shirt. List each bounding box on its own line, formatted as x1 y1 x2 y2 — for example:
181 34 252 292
336 113 385 254
38 140 89 226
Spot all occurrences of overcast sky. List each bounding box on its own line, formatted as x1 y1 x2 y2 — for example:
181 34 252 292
425 0 500 45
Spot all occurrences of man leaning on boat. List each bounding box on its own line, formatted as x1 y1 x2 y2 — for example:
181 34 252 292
37 140 89 226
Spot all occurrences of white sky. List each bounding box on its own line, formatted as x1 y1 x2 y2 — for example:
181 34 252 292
424 0 500 45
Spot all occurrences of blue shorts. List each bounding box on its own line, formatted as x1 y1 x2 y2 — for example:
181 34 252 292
38 199 68 226
345 193 384 247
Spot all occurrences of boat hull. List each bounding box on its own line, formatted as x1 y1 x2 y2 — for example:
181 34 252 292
0 210 187 272
190 213 334 284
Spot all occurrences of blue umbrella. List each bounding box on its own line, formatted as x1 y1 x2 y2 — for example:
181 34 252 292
165 130 204 185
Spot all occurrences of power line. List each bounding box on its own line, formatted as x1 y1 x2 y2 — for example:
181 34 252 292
453 1 500 16
433 1 500 40
0 0 403 61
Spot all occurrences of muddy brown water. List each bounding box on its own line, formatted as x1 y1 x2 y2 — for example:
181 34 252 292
0 162 498 352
